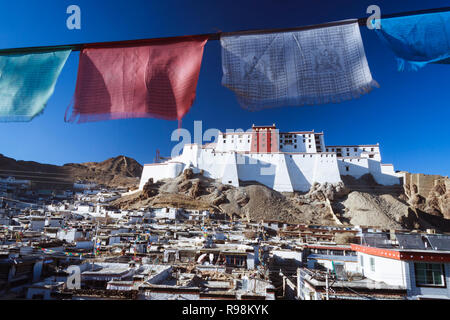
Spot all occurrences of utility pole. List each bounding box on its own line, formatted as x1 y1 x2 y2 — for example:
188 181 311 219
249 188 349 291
325 273 329 300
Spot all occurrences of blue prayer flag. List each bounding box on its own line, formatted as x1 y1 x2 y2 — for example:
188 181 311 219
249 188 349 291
374 12 450 71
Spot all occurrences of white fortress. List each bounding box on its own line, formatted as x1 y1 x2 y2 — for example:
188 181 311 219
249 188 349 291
139 124 402 192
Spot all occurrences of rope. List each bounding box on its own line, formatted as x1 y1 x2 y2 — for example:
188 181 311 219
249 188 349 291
0 7 448 54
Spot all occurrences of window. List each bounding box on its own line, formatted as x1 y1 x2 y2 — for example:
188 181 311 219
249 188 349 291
369 155 374 159
354 148 357 152
294 145 297 149
415 263 446 287
345 166 349 172
370 257 375 272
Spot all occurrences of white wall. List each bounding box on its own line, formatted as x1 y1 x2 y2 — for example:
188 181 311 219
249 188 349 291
139 162 185 190
272 250 302 264
337 158 400 185
140 147 343 192
139 132 399 193
359 253 407 287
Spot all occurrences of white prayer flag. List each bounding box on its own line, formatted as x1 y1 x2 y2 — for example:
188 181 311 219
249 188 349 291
221 21 378 110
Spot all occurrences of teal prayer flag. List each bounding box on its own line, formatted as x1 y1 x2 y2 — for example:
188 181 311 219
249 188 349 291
0 49 71 121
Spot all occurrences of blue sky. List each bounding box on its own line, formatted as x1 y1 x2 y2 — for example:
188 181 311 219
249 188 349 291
0 0 449 176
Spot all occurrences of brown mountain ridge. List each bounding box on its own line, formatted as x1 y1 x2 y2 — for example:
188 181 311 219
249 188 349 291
0 154 142 189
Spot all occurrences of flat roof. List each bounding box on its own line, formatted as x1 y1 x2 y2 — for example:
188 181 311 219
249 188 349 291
351 244 450 262
326 144 379 148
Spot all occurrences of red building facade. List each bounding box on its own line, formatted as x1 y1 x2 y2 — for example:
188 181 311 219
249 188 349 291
250 124 279 153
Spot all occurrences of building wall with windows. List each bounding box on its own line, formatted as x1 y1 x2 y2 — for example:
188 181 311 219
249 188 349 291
353 244 450 299
358 252 407 287
216 132 253 153
326 145 381 161
405 261 450 299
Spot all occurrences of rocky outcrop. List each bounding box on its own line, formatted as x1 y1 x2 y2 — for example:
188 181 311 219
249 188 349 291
189 181 201 198
404 173 450 219
142 178 159 198
303 181 349 201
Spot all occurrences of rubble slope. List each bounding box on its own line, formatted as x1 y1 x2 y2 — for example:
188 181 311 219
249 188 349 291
111 170 448 231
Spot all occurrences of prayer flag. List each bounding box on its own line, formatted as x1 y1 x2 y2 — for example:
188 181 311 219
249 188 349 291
66 36 208 124
221 21 377 110
0 49 71 121
374 12 450 70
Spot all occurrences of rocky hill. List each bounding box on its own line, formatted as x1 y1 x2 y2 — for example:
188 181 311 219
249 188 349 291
110 169 450 232
403 173 450 220
0 154 142 189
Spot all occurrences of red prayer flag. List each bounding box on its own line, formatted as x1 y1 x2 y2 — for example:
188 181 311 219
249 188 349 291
65 36 208 124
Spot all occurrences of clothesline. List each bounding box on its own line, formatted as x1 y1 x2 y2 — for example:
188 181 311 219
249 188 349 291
1 6 449 54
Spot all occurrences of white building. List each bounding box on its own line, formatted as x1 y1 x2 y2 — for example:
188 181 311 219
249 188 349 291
0 176 31 186
139 124 402 193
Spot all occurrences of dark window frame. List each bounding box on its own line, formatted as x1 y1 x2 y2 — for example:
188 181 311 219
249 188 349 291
414 262 447 288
